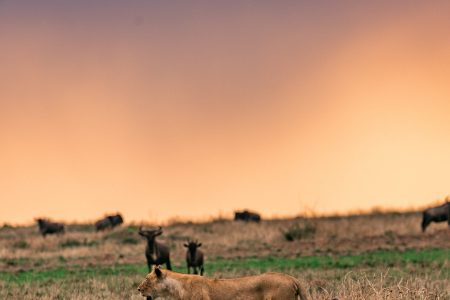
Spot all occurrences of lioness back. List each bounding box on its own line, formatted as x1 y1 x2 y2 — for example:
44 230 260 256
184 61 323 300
138 267 309 300
206 272 307 300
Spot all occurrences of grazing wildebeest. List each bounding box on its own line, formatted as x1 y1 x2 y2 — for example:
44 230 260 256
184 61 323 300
138 266 309 300
138 226 172 271
184 240 204 275
95 217 111 231
234 210 261 222
108 214 124 227
94 214 123 231
36 219 65 237
421 201 450 232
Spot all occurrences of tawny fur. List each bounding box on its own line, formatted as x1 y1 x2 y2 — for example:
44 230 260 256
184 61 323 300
138 266 309 300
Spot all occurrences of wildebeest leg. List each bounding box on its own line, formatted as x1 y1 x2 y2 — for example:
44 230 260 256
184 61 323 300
193 267 198 275
200 266 204 276
448 206 450 227
166 259 172 271
421 214 430 232
187 266 190 274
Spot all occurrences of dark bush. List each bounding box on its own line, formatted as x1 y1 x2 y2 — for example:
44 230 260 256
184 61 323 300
121 237 139 245
13 240 30 249
283 220 317 241
59 239 82 248
59 238 98 248
103 227 140 245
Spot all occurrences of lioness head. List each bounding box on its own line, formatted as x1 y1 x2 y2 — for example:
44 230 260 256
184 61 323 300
138 265 179 299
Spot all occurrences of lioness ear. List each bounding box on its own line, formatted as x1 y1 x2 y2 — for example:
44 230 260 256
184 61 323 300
155 266 163 278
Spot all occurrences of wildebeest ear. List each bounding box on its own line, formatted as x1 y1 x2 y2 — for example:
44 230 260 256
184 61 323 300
183 243 188 247
197 243 202 247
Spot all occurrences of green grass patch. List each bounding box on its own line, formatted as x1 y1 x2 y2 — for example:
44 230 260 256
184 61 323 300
1 248 448 284
0 264 148 284
208 248 449 273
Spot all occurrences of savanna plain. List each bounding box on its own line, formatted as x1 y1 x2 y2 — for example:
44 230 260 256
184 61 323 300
0 212 449 299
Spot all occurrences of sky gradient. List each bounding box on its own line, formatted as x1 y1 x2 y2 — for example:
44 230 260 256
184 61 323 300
1 1 450 224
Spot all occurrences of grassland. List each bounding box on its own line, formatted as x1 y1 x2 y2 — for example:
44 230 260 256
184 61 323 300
0 212 449 299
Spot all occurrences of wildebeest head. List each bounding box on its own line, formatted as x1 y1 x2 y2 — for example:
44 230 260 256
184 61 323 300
137 265 169 299
108 214 124 227
36 218 53 230
36 218 65 236
234 211 246 220
36 218 46 228
184 240 202 261
138 226 163 242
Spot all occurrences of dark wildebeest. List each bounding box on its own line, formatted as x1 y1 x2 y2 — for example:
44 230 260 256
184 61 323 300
421 201 450 232
234 210 261 222
184 240 204 275
94 214 123 231
108 214 124 227
138 226 172 271
36 219 65 237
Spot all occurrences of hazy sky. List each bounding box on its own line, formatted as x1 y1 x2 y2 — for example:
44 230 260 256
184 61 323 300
1 1 450 224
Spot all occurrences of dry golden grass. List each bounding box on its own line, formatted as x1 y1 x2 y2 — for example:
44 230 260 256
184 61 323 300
1 267 448 300
0 211 449 299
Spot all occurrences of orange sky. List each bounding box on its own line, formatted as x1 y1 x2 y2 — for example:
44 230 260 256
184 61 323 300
1 1 450 224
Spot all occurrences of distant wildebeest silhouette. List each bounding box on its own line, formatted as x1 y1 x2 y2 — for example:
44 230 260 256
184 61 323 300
94 214 123 231
138 226 172 271
234 210 261 222
36 219 65 237
184 240 204 275
421 200 450 232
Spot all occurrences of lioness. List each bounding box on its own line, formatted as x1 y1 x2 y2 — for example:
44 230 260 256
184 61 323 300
138 265 308 300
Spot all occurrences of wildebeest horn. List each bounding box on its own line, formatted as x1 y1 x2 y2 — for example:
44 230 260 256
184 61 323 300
138 226 151 234
139 226 162 233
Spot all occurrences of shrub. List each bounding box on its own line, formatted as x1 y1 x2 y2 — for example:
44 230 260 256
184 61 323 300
59 238 98 248
283 220 317 242
1 223 13 230
103 228 140 245
59 239 82 248
12 240 29 249
121 237 139 245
